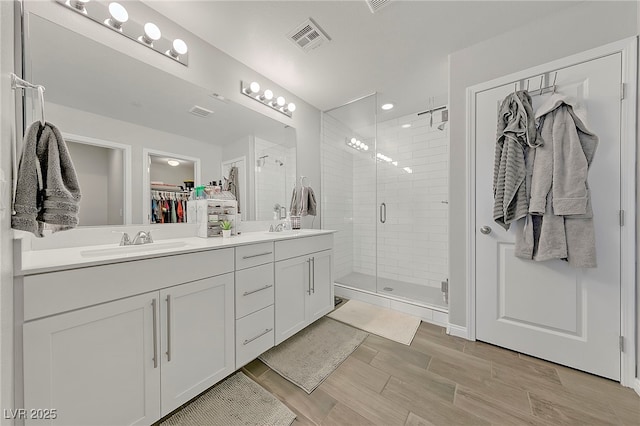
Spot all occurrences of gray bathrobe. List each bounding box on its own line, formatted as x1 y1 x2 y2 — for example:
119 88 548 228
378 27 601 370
493 90 540 230
515 94 598 268
12 122 81 237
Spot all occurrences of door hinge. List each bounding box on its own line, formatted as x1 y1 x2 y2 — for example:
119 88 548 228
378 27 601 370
619 210 625 226
620 83 625 100
620 335 624 352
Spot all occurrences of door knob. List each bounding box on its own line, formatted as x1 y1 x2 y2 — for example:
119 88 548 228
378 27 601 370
480 226 492 235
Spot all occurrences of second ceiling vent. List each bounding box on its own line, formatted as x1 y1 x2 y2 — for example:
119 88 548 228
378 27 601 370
286 17 331 53
366 0 393 14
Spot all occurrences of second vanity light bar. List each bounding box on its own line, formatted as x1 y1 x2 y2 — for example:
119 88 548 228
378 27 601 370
57 0 189 66
241 81 296 118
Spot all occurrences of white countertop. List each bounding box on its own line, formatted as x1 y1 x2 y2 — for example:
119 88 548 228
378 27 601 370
16 229 335 276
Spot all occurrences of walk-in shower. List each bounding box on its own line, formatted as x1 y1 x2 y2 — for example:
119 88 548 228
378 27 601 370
321 93 449 311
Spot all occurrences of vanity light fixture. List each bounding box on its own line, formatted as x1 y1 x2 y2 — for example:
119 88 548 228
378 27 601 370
140 22 161 46
167 159 180 167
345 137 369 152
240 80 295 118
56 0 189 66
106 2 128 30
381 103 394 111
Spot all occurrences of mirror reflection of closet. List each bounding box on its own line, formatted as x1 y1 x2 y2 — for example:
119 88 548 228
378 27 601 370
64 134 131 226
144 149 200 224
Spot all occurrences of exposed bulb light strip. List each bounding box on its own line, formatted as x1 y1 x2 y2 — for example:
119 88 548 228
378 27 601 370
56 0 189 66
240 80 295 118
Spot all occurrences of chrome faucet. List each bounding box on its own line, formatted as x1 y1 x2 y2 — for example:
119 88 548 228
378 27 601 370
118 232 131 246
274 223 285 232
131 231 154 245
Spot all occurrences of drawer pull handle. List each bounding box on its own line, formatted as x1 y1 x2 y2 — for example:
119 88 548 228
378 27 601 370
243 284 273 296
243 328 273 345
242 251 273 260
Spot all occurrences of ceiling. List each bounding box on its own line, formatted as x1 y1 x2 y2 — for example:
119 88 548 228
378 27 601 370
145 0 578 118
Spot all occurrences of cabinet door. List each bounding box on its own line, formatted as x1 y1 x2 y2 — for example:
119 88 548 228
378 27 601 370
274 256 310 344
23 293 161 426
308 250 334 323
160 273 235 416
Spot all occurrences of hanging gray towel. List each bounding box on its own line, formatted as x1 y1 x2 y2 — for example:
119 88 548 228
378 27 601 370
227 166 240 213
290 186 300 216
306 186 317 216
493 90 540 230
12 122 81 237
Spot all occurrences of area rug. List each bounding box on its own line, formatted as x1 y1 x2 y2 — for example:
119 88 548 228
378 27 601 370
327 299 421 345
259 317 368 394
161 372 296 426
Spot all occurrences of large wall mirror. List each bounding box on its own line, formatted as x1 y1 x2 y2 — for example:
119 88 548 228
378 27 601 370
24 11 296 226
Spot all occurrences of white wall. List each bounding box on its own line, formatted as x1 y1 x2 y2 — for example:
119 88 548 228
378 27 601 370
150 161 194 187
447 1 637 327
107 149 123 225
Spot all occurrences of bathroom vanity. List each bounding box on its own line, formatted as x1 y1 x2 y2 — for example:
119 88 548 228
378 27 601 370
13 230 334 425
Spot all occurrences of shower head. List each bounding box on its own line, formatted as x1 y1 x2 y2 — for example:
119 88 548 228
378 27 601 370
257 155 269 167
275 159 284 166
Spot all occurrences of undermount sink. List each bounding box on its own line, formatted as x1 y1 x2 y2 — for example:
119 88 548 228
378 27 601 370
80 241 189 258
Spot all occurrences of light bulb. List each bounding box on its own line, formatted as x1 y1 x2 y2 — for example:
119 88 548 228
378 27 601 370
140 22 161 45
381 103 394 111
167 159 180 167
276 96 286 107
401 123 411 128
258 89 273 101
355 140 362 147
106 2 128 30
364 145 369 151
286 102 296 112
249 81 260 93
350 137 356 144
168 39 188 58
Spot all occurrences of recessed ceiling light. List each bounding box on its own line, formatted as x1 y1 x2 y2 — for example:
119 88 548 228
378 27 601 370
401 124 411 128
381 103 394 111
167 159 180 167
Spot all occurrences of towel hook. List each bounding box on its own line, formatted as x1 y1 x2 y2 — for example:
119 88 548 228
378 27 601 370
538 75 545 96
300 176 308 187
37 86 46 126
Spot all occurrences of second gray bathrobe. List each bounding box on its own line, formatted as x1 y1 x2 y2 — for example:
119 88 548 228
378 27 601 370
515 94 598 268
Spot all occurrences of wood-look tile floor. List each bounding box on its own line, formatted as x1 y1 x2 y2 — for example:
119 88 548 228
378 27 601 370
242 322 640 425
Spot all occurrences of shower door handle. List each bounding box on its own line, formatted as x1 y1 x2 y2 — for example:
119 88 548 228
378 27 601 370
380 203 386 223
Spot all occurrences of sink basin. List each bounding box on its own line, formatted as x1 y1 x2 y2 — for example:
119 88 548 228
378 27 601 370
80 241 189 258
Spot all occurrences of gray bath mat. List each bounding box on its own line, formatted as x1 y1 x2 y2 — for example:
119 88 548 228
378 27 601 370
259 317 368 394
161 372 296 426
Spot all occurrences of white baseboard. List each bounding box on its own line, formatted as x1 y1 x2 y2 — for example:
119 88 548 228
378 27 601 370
634 378 640 397
446 323 470 340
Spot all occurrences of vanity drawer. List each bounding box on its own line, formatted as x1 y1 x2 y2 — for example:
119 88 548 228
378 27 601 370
235 263 274 319
275 234 333 261
235 242 274 270
21 248 234 321
236 305 274 368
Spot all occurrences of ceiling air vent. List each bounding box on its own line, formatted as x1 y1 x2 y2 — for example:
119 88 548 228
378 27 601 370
189 105 213 118
286 17 331 53
366 0 392 14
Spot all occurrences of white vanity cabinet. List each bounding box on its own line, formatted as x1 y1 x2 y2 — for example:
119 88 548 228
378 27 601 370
274 235 334 344
23 292 160 426
20 249 235 425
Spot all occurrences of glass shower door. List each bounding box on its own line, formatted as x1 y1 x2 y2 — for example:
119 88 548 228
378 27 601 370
375 108 449 308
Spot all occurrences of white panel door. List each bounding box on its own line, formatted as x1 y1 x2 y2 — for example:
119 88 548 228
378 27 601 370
23 292 161 425
160 274 235 416
475 53 621 379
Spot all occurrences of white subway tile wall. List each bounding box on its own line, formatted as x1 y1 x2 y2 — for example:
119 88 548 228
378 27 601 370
322 110 449 292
